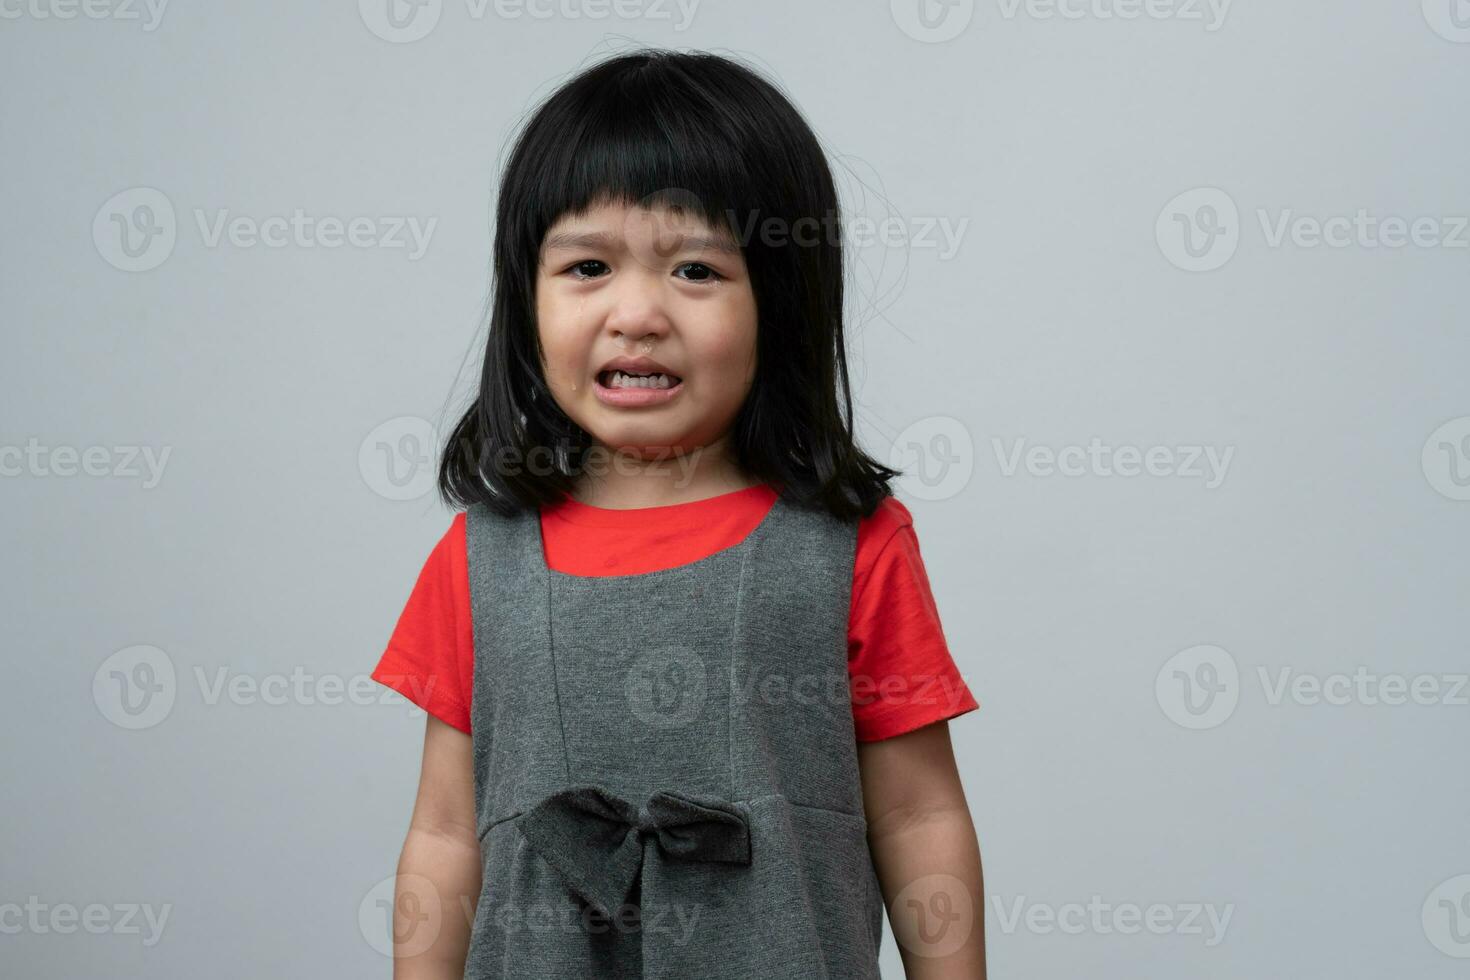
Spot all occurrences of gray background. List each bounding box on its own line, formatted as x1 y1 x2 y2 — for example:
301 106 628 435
3 1 1468 977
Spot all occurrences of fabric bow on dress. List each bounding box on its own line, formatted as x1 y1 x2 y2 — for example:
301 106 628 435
514 785 753 917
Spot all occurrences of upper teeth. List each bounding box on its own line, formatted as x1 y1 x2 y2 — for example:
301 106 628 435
606 370 677 389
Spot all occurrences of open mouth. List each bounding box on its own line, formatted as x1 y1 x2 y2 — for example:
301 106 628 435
596 369 683 390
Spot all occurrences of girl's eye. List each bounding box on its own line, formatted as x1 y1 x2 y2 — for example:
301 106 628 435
567 260 609 280
563 259 722 283
675 262 722 283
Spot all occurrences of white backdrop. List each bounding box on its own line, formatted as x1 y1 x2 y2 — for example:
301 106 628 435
3 2 1468 977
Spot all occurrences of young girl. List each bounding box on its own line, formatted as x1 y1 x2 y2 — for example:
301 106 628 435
373 49 986 979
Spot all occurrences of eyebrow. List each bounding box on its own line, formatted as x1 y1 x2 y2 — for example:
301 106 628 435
541 229 741 255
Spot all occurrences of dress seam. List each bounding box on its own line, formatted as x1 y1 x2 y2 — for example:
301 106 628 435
726 515 753 801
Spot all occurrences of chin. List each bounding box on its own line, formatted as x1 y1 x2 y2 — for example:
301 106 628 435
582 424 684 454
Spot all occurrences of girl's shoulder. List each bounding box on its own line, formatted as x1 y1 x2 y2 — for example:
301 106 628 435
856 493 915 542
854 494 921 578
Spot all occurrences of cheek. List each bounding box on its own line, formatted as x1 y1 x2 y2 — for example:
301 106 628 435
702 335 753 382
534 286 586 377
700 298 758 388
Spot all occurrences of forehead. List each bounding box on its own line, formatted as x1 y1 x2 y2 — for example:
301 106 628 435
540 199 741 255
545 199 727 232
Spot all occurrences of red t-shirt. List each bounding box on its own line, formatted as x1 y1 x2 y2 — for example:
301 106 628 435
371 484 978 742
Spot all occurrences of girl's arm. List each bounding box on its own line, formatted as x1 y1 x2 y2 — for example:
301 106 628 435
858 721 987 979
388 715 482 979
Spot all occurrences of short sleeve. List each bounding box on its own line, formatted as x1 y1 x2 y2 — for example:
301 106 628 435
849 499 979 742
371 512 474 734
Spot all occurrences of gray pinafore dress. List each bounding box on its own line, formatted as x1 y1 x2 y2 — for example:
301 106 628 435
461 491 886 979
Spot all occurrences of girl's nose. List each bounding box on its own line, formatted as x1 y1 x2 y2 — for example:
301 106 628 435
603 276 672 340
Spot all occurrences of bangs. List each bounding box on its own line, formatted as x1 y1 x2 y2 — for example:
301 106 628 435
505 58 768 251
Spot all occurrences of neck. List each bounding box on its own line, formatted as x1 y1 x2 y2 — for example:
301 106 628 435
568 436 759 509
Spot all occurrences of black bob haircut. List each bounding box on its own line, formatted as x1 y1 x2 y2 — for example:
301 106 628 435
438 48 899 521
